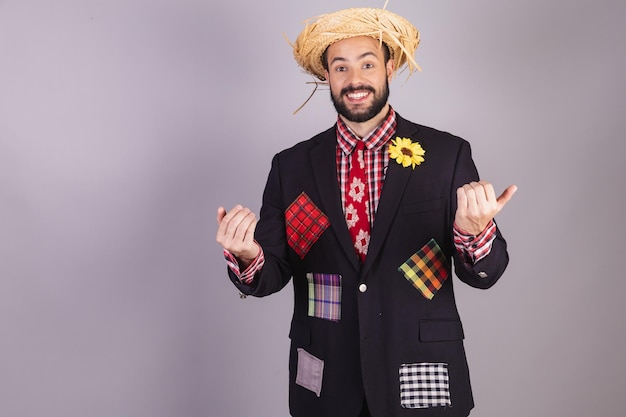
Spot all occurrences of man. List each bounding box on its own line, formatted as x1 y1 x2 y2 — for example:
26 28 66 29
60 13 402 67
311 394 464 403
216 7 516 417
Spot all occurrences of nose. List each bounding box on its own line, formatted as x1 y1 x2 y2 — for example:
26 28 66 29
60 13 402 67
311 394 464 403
347 68 366 87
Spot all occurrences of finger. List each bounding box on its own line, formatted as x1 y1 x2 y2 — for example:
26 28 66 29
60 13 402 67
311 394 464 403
223 211 258 260
477 181 497 205
223 207 250 236
242 216 258 245
216 205 245 240
462 183 479 212
456 186 468 211
232 211 257 244
496 184 518 210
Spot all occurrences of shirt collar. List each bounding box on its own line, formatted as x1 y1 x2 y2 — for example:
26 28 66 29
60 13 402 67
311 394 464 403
336 107 397 156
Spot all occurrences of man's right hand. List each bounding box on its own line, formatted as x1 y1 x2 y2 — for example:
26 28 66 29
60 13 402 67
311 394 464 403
216 205 260 269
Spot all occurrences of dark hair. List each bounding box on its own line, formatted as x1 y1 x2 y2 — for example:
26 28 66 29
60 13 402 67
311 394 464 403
321 40 391 72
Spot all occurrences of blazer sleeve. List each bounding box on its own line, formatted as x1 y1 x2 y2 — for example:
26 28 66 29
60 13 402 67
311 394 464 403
228 153 294 297
450 140 509 289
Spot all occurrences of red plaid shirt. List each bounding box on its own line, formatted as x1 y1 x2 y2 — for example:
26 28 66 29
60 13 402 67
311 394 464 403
336 108 397 226
224 241 264 285
224 108 496 283
454 220 496 265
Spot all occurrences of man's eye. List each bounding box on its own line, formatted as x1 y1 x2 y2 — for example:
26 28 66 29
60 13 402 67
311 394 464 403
363 63 374 69
335 66 347 72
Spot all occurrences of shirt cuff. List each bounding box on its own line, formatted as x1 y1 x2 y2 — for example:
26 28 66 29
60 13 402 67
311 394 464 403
453 220 497 265
223 242 265 285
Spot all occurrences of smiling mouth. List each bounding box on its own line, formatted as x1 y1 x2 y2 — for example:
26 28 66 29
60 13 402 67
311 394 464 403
346 91 370 100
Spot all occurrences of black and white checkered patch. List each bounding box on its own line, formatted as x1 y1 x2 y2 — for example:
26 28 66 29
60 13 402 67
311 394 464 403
399 362 451 408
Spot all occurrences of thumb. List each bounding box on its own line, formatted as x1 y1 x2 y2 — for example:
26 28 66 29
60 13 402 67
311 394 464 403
216 207 226 225
496 185 517 211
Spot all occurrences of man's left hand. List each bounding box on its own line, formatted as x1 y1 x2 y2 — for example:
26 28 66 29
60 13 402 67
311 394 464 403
454 181 517 235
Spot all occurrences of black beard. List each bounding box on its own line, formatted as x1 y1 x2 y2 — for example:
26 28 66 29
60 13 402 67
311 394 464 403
330 80 389 123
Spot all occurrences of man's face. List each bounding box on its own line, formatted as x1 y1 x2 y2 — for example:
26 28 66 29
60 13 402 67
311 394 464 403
324 36 394 123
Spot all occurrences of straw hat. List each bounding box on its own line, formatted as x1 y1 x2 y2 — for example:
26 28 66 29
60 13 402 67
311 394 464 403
292 7 421 81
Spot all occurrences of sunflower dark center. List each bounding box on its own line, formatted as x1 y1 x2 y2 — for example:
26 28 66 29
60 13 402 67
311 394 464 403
401 148 413 157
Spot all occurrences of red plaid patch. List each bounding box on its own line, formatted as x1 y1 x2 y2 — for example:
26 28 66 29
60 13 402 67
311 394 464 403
285 192 330 259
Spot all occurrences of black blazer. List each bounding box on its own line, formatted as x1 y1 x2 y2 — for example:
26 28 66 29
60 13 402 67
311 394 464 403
229 114 509 417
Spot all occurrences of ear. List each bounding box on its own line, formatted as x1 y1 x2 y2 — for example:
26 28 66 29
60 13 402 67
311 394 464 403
324 69 330 81
386 59 395 81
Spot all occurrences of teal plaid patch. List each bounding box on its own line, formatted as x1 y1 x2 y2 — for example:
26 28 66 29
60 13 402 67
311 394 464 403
398 239 450 300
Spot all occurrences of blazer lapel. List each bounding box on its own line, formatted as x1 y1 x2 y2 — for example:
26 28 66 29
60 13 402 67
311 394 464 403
362 116 420 275
309 129 361 271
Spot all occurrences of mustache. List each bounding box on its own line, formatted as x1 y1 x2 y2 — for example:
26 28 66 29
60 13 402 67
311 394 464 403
340 85 376 96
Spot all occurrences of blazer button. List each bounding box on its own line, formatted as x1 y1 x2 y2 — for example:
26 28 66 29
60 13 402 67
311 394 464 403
359 284 368 293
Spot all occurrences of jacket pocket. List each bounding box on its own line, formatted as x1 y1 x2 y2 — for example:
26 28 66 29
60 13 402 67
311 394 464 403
285 192 330 259
399 362 451 408
295 348 324 397
306 272 342 322
398 239 450 300
401 197 446 215
419 318 465 342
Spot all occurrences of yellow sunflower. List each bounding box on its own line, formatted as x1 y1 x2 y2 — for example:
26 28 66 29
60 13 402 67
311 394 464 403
389 137 425 169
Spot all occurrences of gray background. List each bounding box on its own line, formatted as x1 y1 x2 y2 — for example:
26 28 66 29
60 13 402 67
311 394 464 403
1 0 625 416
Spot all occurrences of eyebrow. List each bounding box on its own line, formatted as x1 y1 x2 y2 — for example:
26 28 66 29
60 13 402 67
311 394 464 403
330 51 378 65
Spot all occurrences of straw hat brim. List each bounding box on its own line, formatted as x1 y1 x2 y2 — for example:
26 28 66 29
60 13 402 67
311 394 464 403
292 8 421 81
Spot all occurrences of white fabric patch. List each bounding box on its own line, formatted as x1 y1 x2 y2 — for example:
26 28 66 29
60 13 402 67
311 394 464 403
295 348 324 397
399 362 451 408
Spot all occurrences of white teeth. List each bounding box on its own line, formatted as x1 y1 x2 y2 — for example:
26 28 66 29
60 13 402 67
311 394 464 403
347 91 369 99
